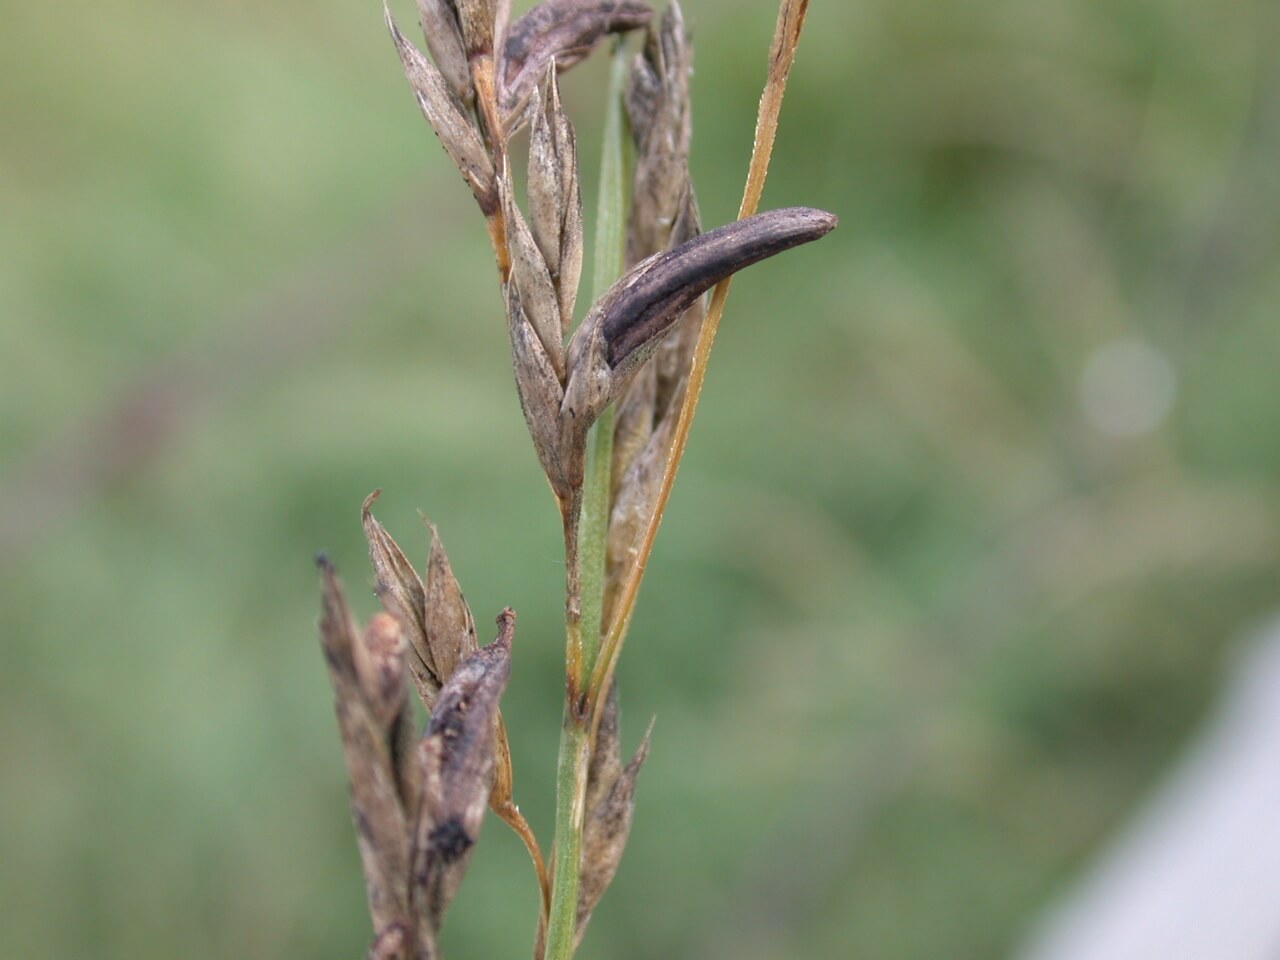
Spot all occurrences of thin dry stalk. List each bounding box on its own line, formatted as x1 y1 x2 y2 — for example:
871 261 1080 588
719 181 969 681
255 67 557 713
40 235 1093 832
589 0 815 720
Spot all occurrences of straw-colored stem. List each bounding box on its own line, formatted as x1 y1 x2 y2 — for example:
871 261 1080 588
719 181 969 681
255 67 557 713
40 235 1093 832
495 801 551 914
589 0 812 716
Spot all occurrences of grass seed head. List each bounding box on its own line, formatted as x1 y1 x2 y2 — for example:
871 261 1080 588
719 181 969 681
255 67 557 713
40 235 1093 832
327 4 836 955
501 0 655 121
410 611 515 939
387 4 499 214
528 66 585 336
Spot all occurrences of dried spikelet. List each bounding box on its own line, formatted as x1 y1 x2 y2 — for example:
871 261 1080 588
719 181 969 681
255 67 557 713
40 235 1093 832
651 186 703 420
354 590 425 832
416 0 472 107
609 358 655 503
493 0 512 57
364 489 486 711
328 5 839 956
367 922 413 960
604 412 672 624
577 710 653 948
391 697 425 826
613 5 699 495
505 282 572 497
625 3 694 267
501 0 654 122
500 171 565 379
353 612 411 731
386 3 499 215
363 490 439 702
527 66 585 338
455 0 497 61
363 494 516 835
584 681 624 814
410 611 515 942
318 558 412 934
322 557 516 959
423 521 481 682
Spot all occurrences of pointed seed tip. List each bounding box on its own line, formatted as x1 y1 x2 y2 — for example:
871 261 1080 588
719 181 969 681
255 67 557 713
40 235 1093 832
782 206 838 235
496 607 516 630
422 517 442 546
493 608 517 647
812 208 839 232
636 716 656 759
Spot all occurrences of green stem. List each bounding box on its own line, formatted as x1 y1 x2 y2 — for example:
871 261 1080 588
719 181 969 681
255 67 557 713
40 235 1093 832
578 405 615 683
578 42 630 685
544 710 589 959
544 42 630 960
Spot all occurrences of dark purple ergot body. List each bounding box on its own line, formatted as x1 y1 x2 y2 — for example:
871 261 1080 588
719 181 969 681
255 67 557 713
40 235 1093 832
601 206 838 371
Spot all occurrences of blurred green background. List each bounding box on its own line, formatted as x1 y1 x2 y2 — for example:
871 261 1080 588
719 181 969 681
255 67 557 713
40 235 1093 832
3 0 1279 957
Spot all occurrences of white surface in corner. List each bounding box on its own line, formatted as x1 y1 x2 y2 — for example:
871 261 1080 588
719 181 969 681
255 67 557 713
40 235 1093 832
1017 616 1280 960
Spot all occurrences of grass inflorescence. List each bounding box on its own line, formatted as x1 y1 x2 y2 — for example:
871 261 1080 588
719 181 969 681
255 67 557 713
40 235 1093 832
318 2 834 957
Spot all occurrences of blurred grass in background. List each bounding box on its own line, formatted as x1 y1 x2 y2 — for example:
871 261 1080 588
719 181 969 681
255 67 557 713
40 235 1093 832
3 0 1279 957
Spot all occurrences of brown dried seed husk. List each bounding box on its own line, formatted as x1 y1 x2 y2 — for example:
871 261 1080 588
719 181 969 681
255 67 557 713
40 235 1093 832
424 521 480 684
318 561 412 933
604 412 672 625
621 5 699 453
652 188 703 420
622 32 661 142
652 287 702 423
410 611 515 939
527 68 584 335
494 0 512 55
557 152 584 338
355 612 411 731
501 0 653 121
576 719 653 949
559 303 614 487
499 171 564 379
392 700 424 818
527 79 563 277
455 0 496 59
386 5 498 215
625 4 693 266
505 282 572 498
585 680 623 816
417 0 473 107
550 68 584 333
367 922 414 960
363 491 440 705
610 359 655 503
411 737 447 958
